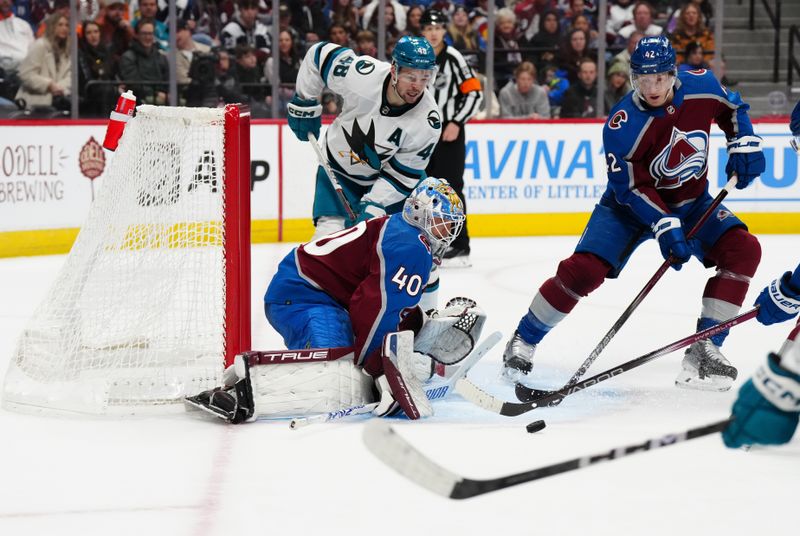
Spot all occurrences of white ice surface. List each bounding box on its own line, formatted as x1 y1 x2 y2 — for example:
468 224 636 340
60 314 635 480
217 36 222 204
0 235 797 535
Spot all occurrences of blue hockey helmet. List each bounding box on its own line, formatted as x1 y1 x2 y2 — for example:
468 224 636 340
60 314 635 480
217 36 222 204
392 36 437 72
630 36 676 76
403 177 465 259
630 36 677 103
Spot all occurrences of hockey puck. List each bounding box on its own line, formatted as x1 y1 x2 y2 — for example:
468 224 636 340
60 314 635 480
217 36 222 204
526 420 546 434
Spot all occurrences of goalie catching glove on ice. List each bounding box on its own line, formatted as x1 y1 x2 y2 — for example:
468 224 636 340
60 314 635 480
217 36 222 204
186 299 487 423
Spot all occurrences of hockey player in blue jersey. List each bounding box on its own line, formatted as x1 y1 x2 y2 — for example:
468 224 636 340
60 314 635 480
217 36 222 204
503 36 766 392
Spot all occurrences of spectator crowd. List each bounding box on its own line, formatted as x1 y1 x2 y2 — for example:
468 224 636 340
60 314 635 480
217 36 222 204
0 0 721 118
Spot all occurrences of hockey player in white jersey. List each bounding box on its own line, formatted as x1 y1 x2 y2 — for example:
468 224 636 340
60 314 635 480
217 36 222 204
287 35 442 239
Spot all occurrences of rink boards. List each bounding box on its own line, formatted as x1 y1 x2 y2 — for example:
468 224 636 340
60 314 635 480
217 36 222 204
0 118 797 257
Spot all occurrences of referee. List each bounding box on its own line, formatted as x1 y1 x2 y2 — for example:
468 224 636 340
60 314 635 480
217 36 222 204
421 9 483 267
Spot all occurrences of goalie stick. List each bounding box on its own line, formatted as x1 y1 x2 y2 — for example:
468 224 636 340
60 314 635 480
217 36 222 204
289 331 503 428
555 176 739 391
363 417 732 499
308 132 357 221
456 307 758 416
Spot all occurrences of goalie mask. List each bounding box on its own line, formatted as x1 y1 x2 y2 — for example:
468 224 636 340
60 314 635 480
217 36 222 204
403 177 466 260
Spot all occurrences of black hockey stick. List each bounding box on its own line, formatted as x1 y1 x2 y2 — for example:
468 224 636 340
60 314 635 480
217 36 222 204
363 417 732 499
548 176 739 393
457 306 758 416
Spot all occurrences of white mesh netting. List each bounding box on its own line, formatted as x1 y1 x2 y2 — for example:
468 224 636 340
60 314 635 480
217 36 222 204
3 106 233 415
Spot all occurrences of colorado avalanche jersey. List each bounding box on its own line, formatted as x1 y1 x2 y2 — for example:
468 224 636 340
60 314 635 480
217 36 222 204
603 69 755 228
296 42 442 213
265 215 434 366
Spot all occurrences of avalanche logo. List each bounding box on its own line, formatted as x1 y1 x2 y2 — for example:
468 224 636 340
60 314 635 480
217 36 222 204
716 209 732 221
418 233 432 253
608 110 627 130
649 127 709 189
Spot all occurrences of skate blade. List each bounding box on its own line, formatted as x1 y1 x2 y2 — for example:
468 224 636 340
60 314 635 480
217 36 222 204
674 369 733 392
500 365 527 384
441 256 472 269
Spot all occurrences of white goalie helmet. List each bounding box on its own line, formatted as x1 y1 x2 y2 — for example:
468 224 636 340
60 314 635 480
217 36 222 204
403 177 466 259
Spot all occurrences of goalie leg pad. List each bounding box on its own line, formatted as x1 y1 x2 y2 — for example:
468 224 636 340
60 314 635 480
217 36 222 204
247 355 374 418
382 331 433 419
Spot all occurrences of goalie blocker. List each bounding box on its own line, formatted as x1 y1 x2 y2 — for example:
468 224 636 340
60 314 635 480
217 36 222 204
185 298 486 422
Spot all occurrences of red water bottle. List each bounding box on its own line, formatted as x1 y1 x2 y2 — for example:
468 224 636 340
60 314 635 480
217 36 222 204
102 90 137 151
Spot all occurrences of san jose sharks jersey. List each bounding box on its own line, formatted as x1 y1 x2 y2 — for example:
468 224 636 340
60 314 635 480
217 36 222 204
264 215 434 369
603 69 755 228
296 42 442 216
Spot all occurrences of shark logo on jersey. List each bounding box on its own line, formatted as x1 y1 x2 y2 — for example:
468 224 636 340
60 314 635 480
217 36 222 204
342 119 392 169
649 127 709 189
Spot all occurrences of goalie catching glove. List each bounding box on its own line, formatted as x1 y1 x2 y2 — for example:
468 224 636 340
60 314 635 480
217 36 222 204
412 297 487 365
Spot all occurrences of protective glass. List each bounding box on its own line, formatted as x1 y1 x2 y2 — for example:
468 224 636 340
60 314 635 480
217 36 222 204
631 71 674 95
396 67 437 88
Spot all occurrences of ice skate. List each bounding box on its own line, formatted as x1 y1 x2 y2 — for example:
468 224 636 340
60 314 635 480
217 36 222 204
441 246 472 268
675 339 738 392
501 330 537 382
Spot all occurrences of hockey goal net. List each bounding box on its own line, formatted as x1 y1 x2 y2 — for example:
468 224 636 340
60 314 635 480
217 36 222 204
2 104 251 415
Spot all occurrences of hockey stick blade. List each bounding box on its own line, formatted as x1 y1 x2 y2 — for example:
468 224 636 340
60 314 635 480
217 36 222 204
364 418 732 499
459 307 757 416
515 307 758 405
289 331 502 428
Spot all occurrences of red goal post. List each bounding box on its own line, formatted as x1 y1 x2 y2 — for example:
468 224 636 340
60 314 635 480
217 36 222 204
224 104 252 368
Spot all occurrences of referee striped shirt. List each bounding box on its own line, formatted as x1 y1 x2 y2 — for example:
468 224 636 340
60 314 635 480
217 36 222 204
431 46 483 126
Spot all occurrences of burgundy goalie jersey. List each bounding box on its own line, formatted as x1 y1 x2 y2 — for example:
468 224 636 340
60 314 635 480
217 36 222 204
265 215 434 370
